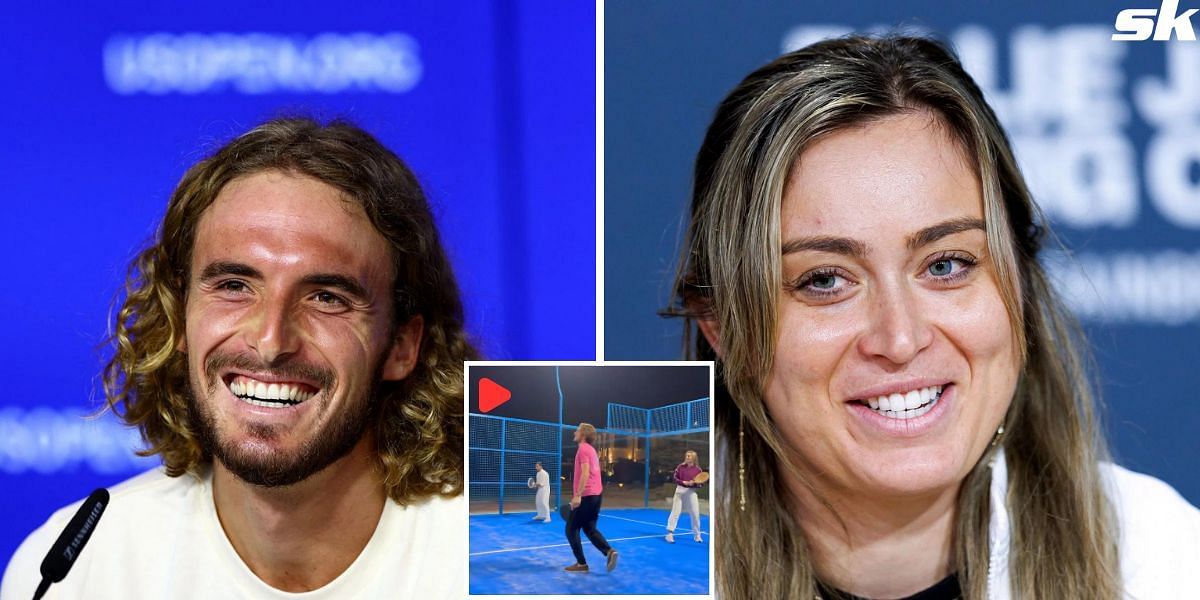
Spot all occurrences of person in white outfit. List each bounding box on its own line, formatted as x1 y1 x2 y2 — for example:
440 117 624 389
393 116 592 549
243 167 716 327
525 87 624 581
533 462 551 522
665 450 705 543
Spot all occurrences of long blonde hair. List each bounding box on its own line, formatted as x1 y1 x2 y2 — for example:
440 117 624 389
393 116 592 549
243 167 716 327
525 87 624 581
681 449 701 469
104 117 478 504
668 36 1119 599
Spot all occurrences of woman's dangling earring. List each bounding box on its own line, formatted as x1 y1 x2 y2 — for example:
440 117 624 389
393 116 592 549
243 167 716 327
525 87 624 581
739 414 746 512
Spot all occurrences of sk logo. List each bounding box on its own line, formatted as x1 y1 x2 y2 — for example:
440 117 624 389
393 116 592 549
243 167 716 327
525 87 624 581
1113 0 1199 40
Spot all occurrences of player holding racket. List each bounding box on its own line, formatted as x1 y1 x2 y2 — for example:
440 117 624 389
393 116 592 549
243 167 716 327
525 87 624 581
564 423 618 573
665 450 707 543
532 462 551 522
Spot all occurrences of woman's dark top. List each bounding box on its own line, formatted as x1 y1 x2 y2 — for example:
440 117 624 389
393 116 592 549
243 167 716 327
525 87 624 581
816 573 961 600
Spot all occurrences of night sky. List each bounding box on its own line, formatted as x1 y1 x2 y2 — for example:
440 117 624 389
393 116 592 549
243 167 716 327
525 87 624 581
468 364 710 425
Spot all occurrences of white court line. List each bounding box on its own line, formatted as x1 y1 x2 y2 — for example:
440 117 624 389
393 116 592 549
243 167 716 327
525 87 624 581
470 532 700 557
469 514 707 557
598 513 705 532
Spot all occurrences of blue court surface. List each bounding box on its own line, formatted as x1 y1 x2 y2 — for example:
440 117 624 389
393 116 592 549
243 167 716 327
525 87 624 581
469 508 710 595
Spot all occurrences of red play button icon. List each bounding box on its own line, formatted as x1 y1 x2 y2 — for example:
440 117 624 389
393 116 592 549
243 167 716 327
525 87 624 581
478 378 511 413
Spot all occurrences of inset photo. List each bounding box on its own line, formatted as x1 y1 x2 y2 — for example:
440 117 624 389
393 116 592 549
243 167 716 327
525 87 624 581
465 362 713 596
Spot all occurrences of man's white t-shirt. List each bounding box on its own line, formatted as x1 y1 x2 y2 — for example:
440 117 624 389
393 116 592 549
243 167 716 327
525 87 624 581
0 467 464 599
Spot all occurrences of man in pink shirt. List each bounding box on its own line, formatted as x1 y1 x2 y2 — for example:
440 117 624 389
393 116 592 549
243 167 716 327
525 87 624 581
564 423 619 572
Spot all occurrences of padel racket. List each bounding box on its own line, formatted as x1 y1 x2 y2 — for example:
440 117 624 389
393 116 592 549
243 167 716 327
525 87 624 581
693 472 710 484
527 477 537 489
559 504 572 521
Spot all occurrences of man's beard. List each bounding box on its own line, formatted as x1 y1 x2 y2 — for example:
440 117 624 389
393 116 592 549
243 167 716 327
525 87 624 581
187 351 381 488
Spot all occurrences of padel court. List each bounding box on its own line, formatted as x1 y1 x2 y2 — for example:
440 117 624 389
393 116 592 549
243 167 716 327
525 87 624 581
468 365 711 595
469 508 709 595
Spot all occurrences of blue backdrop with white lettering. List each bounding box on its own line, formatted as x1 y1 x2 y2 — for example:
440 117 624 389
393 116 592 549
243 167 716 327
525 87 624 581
606 0 1200 508
0 2 595 565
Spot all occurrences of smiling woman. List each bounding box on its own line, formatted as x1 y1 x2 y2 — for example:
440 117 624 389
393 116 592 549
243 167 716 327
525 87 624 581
666 36 1200 599
769 114 1016 502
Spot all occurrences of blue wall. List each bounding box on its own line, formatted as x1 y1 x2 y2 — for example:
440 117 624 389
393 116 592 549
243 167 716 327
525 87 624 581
605 1 1200 507
0 2 595 566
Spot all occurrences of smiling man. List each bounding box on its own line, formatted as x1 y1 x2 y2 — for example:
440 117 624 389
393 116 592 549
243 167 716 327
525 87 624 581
1 117 476 599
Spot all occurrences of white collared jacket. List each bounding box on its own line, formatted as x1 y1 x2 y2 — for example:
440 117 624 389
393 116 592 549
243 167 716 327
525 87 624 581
986 448 1200 599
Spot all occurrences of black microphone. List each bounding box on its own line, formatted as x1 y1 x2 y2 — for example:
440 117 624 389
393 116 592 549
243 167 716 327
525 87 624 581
32 488 109 600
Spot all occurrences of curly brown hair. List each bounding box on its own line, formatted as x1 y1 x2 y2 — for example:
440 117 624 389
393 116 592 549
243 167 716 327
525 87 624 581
103 116 478 504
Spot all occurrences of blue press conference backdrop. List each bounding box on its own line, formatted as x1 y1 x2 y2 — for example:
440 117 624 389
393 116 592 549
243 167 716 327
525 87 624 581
0 3 595 565
606 1 1200 508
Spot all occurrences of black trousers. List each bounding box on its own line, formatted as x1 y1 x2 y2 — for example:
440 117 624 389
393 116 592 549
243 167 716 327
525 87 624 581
565 494 612 564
